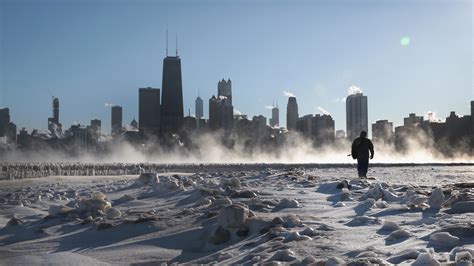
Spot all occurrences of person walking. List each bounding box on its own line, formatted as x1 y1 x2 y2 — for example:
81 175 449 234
351 131 374 178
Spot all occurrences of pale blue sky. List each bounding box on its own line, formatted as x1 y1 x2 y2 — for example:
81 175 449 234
0 0 472 133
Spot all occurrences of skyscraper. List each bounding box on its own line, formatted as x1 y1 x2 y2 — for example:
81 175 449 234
218 79 232 106
111 105 122 135
195 96 203 119
270 105 279 127
0 108 10 137
91 119 101 137
372 120 393 143
286 97 298 130
161 55 183 133
139 87 161 135
48 97 62 136
346 92 368 140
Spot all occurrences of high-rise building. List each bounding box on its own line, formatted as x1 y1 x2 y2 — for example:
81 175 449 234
346 92 368 140
404 113 423 126
218 79 232 106
0 108 10 137
372 120 393 143
195 96 203 119
161 55 183 133
139 87 161 135
252 115 267 138
111 105 122 135
209 95 233 131
91 119 101 137
6 122 17 144
312 114 335 145
270 105 279 127
48 97 62 137
286 97 298 130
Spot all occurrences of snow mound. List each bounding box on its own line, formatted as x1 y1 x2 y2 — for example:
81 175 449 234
135 173 159 186
429 232 459 247
346 216 381 226
283 231 311 242
428 187 445 209
334 201 346 207
106 208 121 219
380 221 401 232
328 188 352 202
49 205 74 216
409 195 428 207
276 198 299 209
386 229 411 241
455 251 472 265
217 204 249 229
211 197 232 208
449 247 474 262
412 252 440 266
268 249 297 262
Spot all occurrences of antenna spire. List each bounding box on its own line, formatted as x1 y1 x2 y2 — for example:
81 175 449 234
176 34 178 56
166 26 168 56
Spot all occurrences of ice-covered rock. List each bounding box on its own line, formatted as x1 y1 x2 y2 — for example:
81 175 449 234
428 187 445 209
6 216 23 226
221 177 241 189
375 200 388 208
277 198 299 209
217 204 249 229
334 201 346 207
455 251 472 265
412 252 440 266
268 249 297 262
355 198 376 213
78 195 112 213
430 232 459 247
194 197 213 207
209 226 230 244
366 183 384 200
386 229 411 241
91 191 106 201
328 188 352 202
300 227 317 236
346 216 381 226
449 247 474 262
283 231 311 242
325 256 345 265
302 256 317 265
135 173 159 186
211 197 232 208
49 205 74 216
106 208 121 219
409 195 428 207
380 221 401 232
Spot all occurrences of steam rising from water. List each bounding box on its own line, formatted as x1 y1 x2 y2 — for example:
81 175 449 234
283 91 296 97
316 106 330 115
1 131 472 164
347 85 362 95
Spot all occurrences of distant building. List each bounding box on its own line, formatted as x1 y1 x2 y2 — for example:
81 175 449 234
336 130 346 139
372 120 394 143
195 96 203 119
346 92 368 140
48 97 62 137
90 119 101 138
404 113 423 126
17 128 30 149
0 108 10 137
6 122 17 144
252 115 267 138
111 106 122 135
130 118 138 130
209 95 233 131
286 97 298 130
312 114 335 145
139 87 161 135
296 114 313 137
270 105 279 127
218 79 232 106
161 55 184 133
70 124 92 153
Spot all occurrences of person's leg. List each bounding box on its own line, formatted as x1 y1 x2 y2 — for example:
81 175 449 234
357 159 363 177
361 159 369 177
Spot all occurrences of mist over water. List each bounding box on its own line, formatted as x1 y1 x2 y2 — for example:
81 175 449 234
1 132 472 164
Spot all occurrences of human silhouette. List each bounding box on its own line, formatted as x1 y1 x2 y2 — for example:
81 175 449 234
351 131 374 178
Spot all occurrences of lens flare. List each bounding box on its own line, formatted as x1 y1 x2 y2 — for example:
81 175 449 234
400 36 410 46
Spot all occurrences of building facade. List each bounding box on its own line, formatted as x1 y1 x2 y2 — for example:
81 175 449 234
161 56 184 133
139 87 161 135
286 97 298 130
111 105 122 135
346 92 368 140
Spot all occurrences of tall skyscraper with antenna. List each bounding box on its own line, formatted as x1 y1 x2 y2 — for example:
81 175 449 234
195 90 203 119
161 30 184 133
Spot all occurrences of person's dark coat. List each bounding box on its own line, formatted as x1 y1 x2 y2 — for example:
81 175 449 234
351 137 374 160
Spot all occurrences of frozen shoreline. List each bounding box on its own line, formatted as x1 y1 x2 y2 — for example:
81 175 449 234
0 166 473 265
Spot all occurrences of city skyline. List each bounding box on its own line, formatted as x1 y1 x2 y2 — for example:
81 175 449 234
1 0 472 133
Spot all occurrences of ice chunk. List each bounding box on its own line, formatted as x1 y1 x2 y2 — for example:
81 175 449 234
277 198 299 209
380 221 401 232
386 229 411 241
455 251 472 265
217 204 249 229
106 208 121 220
412 253 440 266
446 201 474 214
334 202 346 207
449 247 474 262
325 256 345 265
268 249 297 262
428 187 445 209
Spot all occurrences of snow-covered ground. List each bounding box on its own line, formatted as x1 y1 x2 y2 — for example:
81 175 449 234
0 165 473 265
